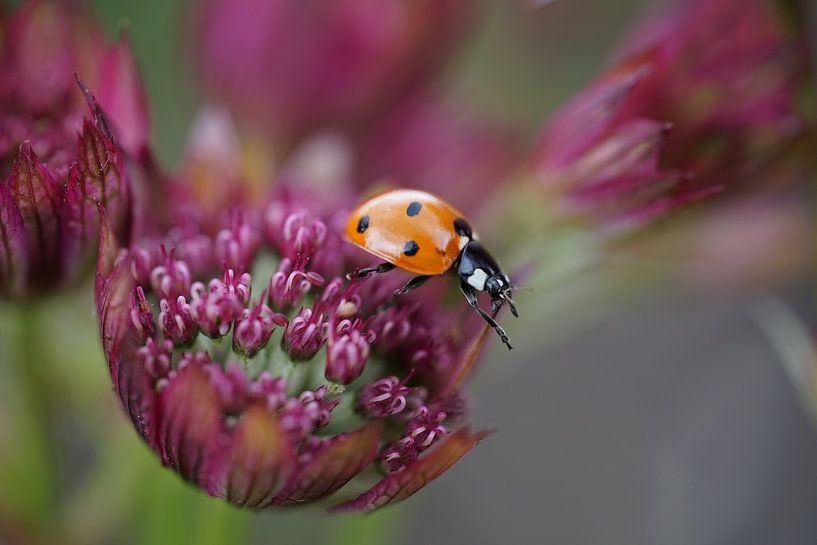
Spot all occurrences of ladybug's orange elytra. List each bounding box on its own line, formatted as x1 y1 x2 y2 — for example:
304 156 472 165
345 189 470 276
345 188 518 350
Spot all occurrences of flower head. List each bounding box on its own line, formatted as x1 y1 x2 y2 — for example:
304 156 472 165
529 0 809 230
0 0 148 298
96 188 492 511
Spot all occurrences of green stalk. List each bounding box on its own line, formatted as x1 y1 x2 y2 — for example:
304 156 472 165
0 303 57 535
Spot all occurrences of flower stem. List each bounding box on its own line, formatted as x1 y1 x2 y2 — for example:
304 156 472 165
0 303 57 534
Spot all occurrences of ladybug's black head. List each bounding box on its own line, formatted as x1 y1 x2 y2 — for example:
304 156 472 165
457 241 518 318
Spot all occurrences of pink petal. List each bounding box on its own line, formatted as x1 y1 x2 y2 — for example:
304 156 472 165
61 117 131 282
95 37 151 158
156 363 226 481
7 144 61 274
359 96 522 214
95 245 157 445
435 323 491 400
95 204 121 281
532 64 649 170
9 0 76 113
203 404 296 507
271 422 381 506
0 184 28 296
331 427 490 513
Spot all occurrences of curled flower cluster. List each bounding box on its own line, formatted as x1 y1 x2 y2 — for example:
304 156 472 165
97 193 490 512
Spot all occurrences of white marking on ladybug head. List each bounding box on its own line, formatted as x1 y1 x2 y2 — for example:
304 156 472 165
458 236 469 250
467 268 489 291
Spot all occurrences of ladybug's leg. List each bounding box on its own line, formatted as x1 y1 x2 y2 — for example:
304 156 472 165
395 275 431 296
374 275 432 312
348 262 395 279
460 281 513 350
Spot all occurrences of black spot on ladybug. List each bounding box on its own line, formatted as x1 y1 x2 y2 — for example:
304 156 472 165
454 218 472 237
357 216 370 233
403 240 419 256
406 201 422 217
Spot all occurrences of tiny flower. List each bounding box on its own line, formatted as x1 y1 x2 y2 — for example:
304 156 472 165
325 318 374 385
129 285 155 342
529 0 809 230
214 211 260 270
233 302 288 358
96 189 494 512
282 307 328 362
380 406 448 473
267 257 325 312
137 338 173 379
189 268 250 339
357 372 415 418
158 295 196 346
150 247 192 299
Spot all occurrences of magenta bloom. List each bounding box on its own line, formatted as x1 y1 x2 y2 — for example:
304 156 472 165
0 0 148 298
194 0 470 142
96 187 491 511
529 0 808 229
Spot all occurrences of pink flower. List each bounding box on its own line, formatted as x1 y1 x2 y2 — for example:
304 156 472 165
194 0 471 143
529 0 808 230
96 187 494 512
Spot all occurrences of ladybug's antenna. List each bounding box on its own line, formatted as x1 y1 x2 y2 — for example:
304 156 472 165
502 288 518 318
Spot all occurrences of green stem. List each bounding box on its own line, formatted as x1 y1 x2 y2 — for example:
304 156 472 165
0 303 57 535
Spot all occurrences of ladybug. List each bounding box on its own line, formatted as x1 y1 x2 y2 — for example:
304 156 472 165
346 189 517 349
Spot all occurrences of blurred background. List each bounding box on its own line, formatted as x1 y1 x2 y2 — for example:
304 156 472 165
0 0 815 544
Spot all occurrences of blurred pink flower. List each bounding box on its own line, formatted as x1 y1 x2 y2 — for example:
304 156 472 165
194 0 471 143
529 0 809 230
0 0 148 298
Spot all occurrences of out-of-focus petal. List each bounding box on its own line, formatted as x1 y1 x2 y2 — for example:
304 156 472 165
61 117 130 281
532 64 648 170
331 427 490 513
94 37 151 158
435 323 492 400
271 422 381 506
178 107 247 226
359 96 523 214
204 404 296 507
156 362 225 480
0 184 28 296
96 257 157 446
7 0 75 113
7 144 61 275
